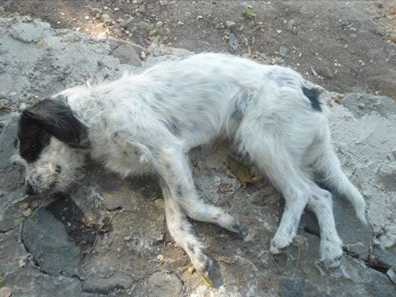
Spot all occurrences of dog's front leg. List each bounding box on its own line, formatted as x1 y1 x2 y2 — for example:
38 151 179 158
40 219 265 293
155 146 246 235
160 180 214 280
154 146 244 281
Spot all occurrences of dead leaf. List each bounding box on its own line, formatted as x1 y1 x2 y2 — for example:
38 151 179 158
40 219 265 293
226 156 261 187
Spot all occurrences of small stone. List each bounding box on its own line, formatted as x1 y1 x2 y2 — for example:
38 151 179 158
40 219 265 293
112 43 142 66
279 46 289 58
0 287 12 297
387 267 396 284
83 272 133 294
84 16 90 20
225 20 237 29
22 208 32 217
157 254 164 263
316 65 334 79
228 32 239 53
101 13 112 24
197 15 204 20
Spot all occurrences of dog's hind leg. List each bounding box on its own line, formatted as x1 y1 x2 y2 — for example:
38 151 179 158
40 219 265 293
236 127 311 253
309 126 367 224
307 185 343 267
155 146 246 238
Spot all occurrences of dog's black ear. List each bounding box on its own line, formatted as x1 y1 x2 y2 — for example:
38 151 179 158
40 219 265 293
20 99 90 150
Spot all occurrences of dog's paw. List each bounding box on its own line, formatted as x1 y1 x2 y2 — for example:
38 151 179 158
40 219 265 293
320 239 343 268
192 253 215 287
230 223 249 240
270 233 293 254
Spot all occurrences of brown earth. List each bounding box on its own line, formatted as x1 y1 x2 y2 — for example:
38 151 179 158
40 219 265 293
1 0 396 98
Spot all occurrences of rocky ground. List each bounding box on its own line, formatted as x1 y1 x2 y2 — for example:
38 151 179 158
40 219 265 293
1 0 396 98
0 2 396 297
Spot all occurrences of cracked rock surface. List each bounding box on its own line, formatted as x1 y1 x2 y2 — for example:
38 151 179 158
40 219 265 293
0 16 395 297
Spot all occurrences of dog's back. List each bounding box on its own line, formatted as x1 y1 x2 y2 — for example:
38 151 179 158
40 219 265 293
62 54 324 150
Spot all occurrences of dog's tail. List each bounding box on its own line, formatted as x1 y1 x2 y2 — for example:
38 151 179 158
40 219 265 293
311 125 367 225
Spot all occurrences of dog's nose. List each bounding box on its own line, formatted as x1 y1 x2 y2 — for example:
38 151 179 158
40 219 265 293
25 183 36 195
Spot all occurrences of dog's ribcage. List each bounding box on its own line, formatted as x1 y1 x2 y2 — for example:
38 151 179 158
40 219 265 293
63 54 313 177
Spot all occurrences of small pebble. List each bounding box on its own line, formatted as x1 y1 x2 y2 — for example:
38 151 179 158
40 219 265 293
23 208 32 217
0 287 12 297
279 46 289 58
157 254 164 262
225 20 236 29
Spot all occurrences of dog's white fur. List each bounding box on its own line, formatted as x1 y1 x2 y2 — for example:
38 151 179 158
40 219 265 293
19 53 366 275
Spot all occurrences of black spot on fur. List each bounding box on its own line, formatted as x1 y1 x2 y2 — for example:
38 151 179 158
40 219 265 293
18 99 90 162
302 87 322 112
18 118 50 163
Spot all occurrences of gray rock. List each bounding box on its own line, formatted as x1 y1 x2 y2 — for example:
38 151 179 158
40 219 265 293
302 197 372 259
342 93 396 118
367 69 396 99
0 114 25 192
329 96 396 249
279 277 305 297
82 272 133 294
9 20 53 43
387 268 396 284
0 228 29 276
144 272 182 297
4 266 82 297
316 64 334 79
22 208 81 277
372 245 396 270
0 190 26 232
112 42 142 66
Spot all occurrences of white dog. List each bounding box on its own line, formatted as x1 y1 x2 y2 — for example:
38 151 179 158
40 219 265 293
16 53 366 280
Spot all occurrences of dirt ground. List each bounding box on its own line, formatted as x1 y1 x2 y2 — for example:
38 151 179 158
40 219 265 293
1 1 396 297
2 0 396 98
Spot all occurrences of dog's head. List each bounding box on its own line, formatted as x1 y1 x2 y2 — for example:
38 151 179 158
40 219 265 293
17 99 90 195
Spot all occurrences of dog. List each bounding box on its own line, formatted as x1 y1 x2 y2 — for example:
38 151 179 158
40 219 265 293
15 53 367 280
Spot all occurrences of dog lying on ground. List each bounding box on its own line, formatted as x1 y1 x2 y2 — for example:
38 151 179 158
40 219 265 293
15 53 367 280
